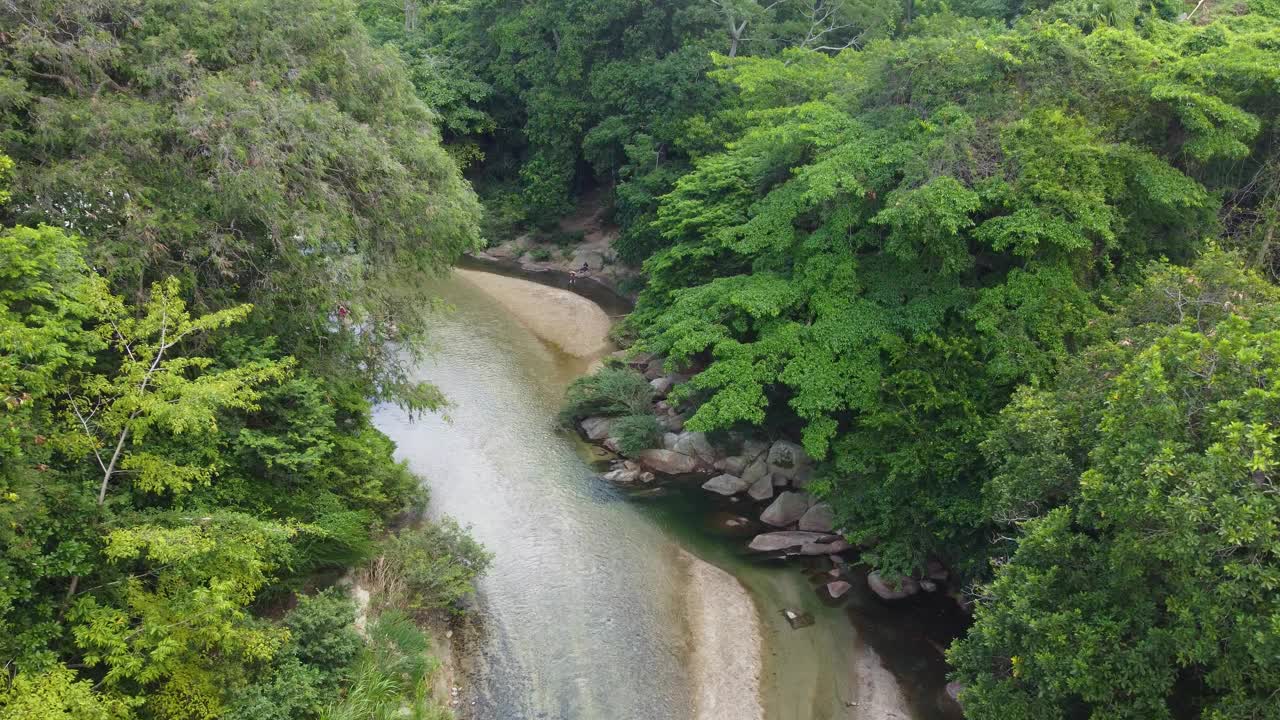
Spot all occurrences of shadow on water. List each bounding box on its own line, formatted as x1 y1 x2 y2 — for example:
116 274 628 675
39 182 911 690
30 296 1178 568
626 480 968 720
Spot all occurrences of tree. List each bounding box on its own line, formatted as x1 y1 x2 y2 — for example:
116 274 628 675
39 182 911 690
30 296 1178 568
950 251 1280 719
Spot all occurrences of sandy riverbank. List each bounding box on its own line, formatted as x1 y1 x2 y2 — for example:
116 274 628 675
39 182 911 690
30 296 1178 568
680 548 766 720
454 267 613 359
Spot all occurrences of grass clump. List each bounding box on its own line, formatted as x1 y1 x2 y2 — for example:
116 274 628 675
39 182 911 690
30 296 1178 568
559 366 654 424
612 414 663 454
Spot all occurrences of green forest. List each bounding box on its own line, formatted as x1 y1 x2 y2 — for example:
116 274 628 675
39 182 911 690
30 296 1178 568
3 0 1280 718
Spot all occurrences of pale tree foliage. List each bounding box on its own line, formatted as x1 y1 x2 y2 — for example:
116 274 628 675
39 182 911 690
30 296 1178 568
710 0 885 57
56 276 291 603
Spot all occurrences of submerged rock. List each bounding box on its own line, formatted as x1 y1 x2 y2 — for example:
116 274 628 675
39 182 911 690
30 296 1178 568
636 448 702 475
867 571 921 601
702 474 750 496
747 531 838 552
797 503 835 532
782 608 815 629
760 491 810 527
826 581 852 599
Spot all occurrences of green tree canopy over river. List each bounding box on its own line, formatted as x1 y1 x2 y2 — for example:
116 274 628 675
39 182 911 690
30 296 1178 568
2 0 1280 718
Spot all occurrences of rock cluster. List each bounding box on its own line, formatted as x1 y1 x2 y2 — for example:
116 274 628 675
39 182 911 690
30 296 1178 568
580 355 956 608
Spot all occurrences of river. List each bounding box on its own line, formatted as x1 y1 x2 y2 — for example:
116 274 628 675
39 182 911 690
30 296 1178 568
372 269 965 720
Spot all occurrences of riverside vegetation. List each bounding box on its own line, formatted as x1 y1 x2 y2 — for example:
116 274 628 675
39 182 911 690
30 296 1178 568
0 2 489 718
2 1 1279 720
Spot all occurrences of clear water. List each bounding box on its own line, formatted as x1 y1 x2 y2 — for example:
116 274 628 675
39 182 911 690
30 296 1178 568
372 272 965 720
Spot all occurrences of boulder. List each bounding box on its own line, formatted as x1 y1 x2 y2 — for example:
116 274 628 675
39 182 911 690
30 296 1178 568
702 474 750 496
673 431 718 465
945 682 965 704
867 571 921 601
760 491 811 527
797 503 835 533
746 474 774 502
643 357 666 380
926 558 949 582
741 457 770 485
579 416 615 441
649 376 674 397
714 455 748 476
601 467 641 485
767 440 811 481
654 400 672 414
798 539 852 556
741 438 770 460
772 472 790 488
662 414 685 432
602 437 623 454
636 449 702 475
661 432 680 450
826 581 852 599
920 579 939 593
748 531 840 552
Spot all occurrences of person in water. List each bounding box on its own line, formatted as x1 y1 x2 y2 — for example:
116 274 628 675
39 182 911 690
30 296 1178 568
569 262 589 285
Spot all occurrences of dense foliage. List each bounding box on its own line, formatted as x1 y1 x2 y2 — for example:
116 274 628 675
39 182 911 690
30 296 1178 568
427 0 1280 715
1 0 485 716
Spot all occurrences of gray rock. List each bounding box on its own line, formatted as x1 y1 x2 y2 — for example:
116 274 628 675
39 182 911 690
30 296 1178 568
747 474 774 502
760 491 811 527
741 438 770 460
799 539 852 555
636 449 702 475
663 414 685 432
767 440 811 480
714 455 748 476
826 581 852 599
867 571 921 601
661 432 680 450
791 466 815 489
602 437 623 454
920 579 939 593
673 431 718 465
946 682 965 704
649 376 674 397
702 474 750 496
579 416 615 441
926 558 949 581
772 472 790 488
643 357 666 380
741 457 770 485
797 503 835 533
601 467 641 485
748 531 840 552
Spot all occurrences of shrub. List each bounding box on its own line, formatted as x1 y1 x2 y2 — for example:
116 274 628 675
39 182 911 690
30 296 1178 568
363 519 492 614
559 367 654 424
286 589 363 684
529 247 552 262
612 413 663 454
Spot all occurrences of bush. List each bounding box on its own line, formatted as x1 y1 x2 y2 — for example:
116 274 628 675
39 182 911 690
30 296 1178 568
286 589 363 684
559 367 654 424
612 413 663 454
363 519 492 614
529 247 552 262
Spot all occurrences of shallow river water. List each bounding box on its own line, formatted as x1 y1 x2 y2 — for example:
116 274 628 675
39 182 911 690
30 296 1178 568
372 271 964 720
